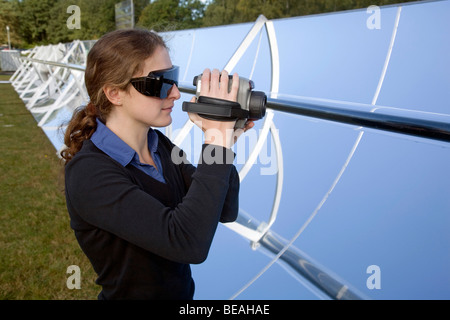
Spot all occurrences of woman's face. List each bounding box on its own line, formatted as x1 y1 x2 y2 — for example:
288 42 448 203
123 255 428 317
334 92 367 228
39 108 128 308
121 45 181 128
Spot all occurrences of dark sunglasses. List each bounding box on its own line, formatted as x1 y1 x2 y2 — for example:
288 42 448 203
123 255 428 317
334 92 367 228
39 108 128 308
130 66 179 99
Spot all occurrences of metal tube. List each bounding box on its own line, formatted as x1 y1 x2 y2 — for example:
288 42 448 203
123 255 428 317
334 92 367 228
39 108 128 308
232 213 364 300
20 56 450 143
176 84 450 143
266 97 450 143
259 231 363 300
6 26 11 50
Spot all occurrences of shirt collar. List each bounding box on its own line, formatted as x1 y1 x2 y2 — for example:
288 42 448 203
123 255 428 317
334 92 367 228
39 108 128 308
91 118 159 167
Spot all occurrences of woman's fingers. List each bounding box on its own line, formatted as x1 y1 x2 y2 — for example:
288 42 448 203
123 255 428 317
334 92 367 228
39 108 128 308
198 68 239 102
210 68 221 96
190 67 257 147
229 72 239 101
243 120 255 132
199 69 211 96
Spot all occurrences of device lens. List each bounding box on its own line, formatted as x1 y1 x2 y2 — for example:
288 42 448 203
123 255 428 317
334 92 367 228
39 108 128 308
248 91 267 119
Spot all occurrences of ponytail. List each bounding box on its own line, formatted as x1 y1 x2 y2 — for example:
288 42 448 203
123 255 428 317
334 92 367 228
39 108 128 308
60 102 98 163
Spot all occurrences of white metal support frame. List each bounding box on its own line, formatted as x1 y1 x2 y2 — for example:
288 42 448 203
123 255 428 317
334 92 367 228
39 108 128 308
168 15 284 244
223 15 284 244
13 41 89 130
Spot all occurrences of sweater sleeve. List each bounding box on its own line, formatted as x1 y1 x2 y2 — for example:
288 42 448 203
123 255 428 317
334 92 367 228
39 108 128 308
160 133 239 223
65 144 236 265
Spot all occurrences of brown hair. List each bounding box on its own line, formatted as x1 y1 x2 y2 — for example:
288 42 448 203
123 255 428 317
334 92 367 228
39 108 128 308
60 29 167 164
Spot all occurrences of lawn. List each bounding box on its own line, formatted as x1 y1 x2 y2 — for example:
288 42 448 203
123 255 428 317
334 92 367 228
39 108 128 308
0 74 98 299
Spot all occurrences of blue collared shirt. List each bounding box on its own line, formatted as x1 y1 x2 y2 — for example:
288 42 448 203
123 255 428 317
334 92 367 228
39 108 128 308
91 119 166 183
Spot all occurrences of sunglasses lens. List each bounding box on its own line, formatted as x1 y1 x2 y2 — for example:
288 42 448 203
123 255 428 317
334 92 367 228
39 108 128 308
131 66 179 98
158 66 179 99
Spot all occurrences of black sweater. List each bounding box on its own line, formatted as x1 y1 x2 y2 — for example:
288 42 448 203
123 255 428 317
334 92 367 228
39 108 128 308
64 130 239 300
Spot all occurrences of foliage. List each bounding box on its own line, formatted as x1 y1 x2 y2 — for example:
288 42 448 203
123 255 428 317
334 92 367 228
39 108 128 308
0 0 418 48
203 0 417 26
16 0 58 46
137 0 205 32
46 0 118 44
0 0 25 48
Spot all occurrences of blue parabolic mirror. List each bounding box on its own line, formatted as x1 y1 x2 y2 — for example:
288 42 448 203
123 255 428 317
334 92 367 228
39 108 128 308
162 0 450 300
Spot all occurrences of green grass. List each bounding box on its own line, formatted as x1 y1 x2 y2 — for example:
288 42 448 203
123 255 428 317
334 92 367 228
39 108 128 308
0 74 98 299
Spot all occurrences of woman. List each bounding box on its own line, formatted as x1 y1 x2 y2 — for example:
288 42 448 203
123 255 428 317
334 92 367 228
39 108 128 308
61 29 253 300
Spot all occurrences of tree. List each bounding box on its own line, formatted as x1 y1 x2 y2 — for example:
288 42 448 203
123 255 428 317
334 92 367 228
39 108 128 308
46 0 79 44
0 0 22 48
134 0 152 23
4 0 420 47
78 0 117 40
202 0 240 27
236 0 285 22
16 0 58 46
46 0 118 43
202 0 418 27
137 0 205 32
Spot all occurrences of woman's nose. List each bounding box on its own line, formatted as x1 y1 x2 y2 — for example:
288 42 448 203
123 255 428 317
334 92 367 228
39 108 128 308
168 84 181 100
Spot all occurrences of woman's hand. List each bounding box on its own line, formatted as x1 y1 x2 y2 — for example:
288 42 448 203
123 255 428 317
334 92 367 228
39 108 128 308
188 68 254 148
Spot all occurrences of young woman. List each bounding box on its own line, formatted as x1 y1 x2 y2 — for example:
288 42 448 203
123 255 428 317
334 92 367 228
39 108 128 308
61 29 253 300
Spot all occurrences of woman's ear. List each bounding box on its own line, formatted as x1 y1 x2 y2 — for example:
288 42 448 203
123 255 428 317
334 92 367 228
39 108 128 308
103 85 123 106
